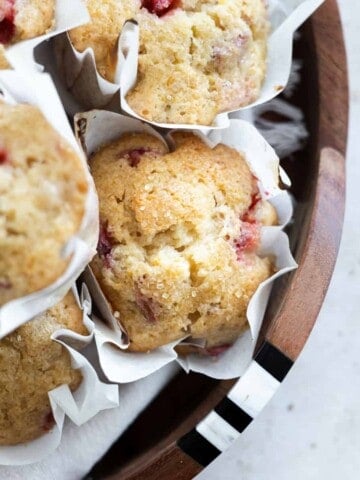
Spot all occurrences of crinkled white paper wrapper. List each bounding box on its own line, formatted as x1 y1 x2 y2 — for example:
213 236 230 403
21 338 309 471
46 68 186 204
0 284 119 466
0 71 99 338
1 0 89 72
75 111 297 383
54 0 324 128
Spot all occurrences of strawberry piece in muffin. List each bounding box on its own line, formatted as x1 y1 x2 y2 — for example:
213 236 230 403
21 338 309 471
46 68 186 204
0 1 15 44
141 0 177 16
0 148 10 165
0 0 55 45
98 222 116 269
117 147 161 167
234 222 261 260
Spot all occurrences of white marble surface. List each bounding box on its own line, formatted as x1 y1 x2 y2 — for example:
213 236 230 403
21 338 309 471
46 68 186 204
198 1 360 478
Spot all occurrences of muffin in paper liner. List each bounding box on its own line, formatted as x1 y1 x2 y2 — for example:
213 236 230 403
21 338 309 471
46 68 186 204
53 0 324 128
0 283 119 466
0 71 99 338
74 111 297 383
0 0 89 72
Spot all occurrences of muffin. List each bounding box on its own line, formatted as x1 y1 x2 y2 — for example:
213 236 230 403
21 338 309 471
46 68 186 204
69 0 269 125
90 132 277 352
0 291 87 445
0 0 55 45
0 46 10 69
0 102 88 306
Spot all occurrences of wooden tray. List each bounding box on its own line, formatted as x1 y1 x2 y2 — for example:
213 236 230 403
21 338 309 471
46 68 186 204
87 1 348 478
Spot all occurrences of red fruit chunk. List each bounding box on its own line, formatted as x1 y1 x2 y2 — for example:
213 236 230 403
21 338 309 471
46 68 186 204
134 285 158 323
205 344 232 357
234 34 248 49
98 221 115 268
0 148 9 165
241 192 261 223
118 147 162 167
234 221 260 259
127 148 146 167
0 0 15 44
42 411 55 432
0 279 12 289
248 191 261 212
141 0 177 17
118 147 149 167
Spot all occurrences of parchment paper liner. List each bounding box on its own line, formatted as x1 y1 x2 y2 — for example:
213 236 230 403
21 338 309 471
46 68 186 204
0 284 119 466
1 0 89 72
75 111 297 382
54 0 324 128
0 71 99 338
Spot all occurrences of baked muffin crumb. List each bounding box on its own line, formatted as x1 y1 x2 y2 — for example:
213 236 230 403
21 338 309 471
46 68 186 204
0 0 55 45
0 102 88 306
90 132 277 352
0 291 86 445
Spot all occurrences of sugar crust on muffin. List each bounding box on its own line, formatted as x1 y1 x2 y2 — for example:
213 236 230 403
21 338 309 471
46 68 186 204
0 291 87 445
90 132 277 352
0 102 88 306
69 0 269 125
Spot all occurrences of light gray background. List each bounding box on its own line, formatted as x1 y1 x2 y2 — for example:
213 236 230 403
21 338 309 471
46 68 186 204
197 1 360 478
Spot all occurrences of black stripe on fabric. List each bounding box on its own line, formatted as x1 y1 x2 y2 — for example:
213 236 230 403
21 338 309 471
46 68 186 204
255 342 293 382
178 429 221 467
214 397 253 433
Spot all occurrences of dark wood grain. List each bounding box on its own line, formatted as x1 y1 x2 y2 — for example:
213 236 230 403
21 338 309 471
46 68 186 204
89 373 235 479
88 1 348 478
262 147 345 360
108 445 203 480
312 0 349 154
258 0 348 360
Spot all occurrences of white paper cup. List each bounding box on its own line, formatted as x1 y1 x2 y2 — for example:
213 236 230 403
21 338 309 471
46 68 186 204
0 71 99 338
74 111 297 383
